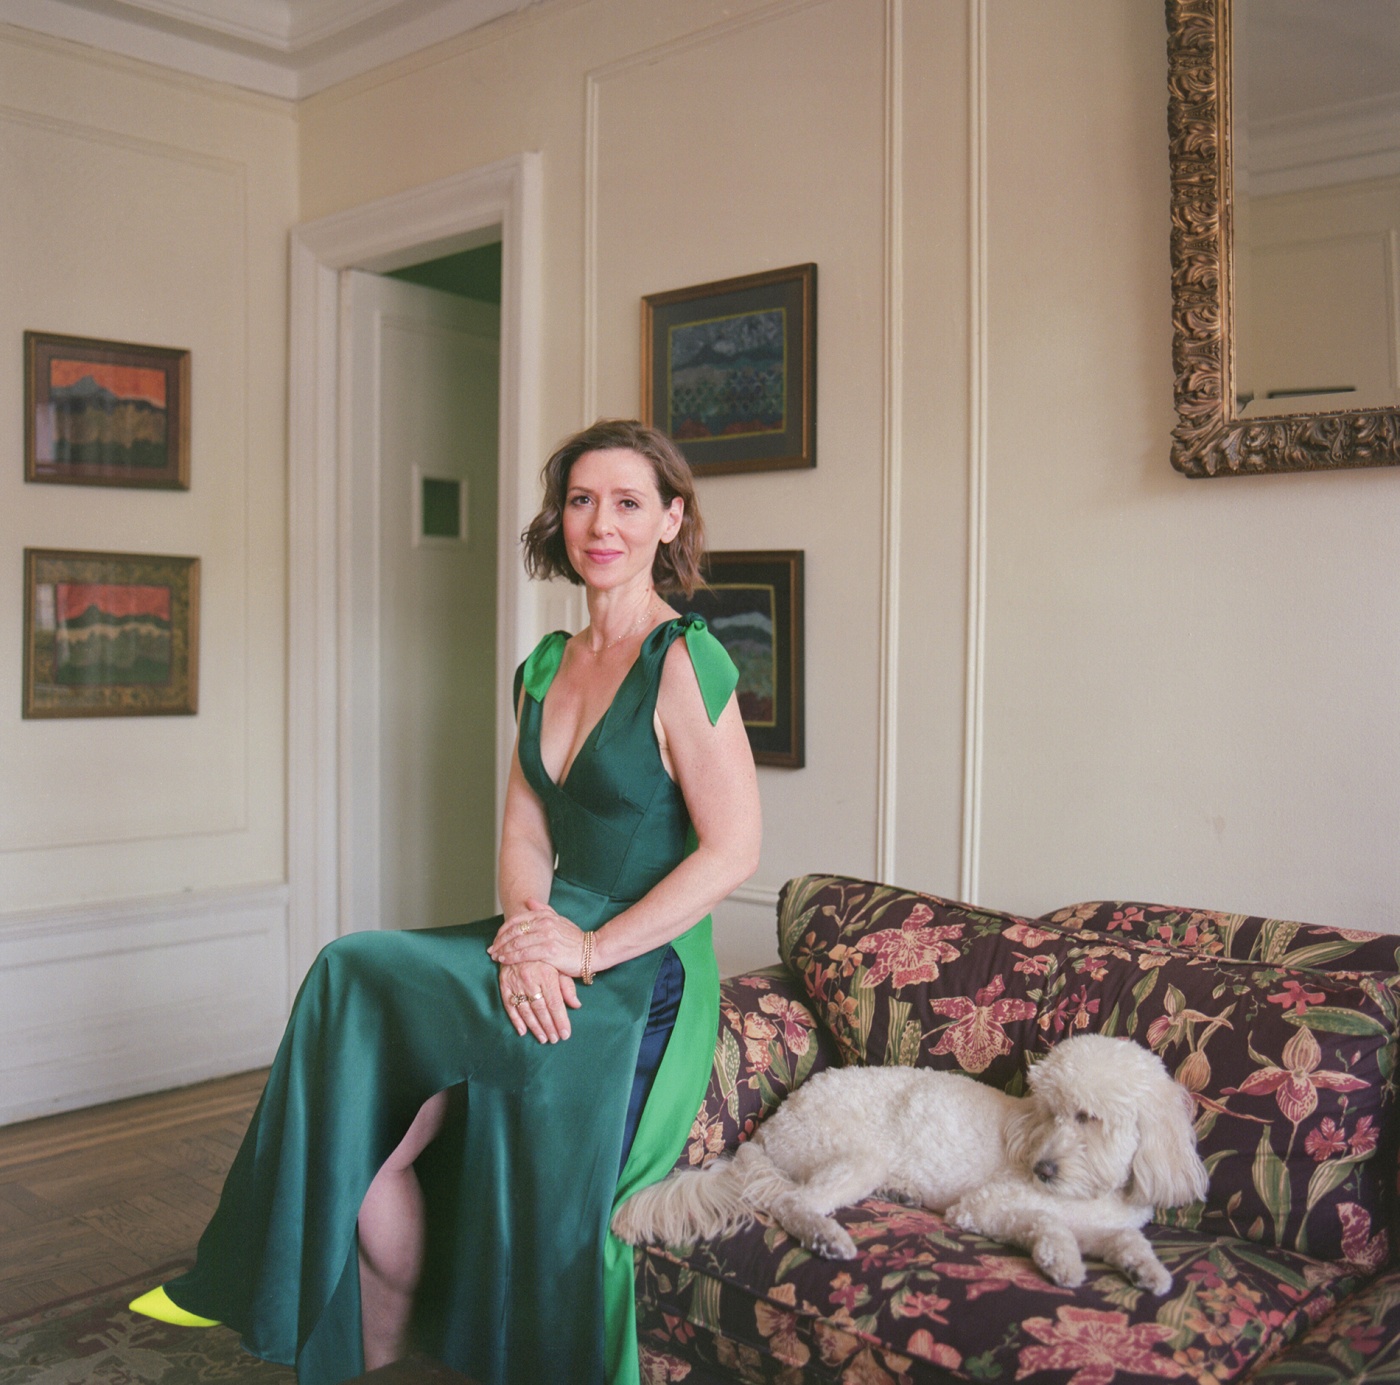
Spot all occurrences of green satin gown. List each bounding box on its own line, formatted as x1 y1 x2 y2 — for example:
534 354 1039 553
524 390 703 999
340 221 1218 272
166 615 736 1384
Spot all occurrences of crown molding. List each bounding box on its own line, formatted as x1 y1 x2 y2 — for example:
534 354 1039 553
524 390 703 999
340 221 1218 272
1241 92 1400 197
0 0 535 97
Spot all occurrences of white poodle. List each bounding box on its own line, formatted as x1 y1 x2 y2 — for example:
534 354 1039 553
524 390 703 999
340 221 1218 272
613 1033 1207 1293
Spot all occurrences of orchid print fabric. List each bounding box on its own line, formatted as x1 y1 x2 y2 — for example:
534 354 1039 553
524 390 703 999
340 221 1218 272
775 876 1049 1090
1031 936 1397 1264
1042 900 1400 976
634 1204 1366 1384
640 876 1400 1384
678 966 840 1172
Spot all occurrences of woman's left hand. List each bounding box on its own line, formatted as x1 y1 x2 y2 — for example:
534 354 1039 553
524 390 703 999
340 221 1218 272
488 898 590 977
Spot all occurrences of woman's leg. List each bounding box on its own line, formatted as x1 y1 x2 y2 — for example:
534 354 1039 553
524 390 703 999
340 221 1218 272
357 1090 450 1369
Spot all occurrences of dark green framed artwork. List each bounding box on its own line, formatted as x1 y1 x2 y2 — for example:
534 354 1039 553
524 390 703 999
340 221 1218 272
642 264 816 475
685 550 804 767
23 549 200 718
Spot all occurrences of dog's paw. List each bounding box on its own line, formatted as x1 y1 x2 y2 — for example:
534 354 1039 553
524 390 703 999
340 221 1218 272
1122 1255 1172 1296
805 1225 858 1260
944 1201 977 1233
875 1187 920 1207
1032 1234 1086 1289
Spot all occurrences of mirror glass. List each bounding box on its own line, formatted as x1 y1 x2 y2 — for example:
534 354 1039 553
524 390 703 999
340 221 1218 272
1232 0 1400 419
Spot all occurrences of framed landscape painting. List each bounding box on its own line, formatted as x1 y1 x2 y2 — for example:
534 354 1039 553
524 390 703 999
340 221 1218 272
685 550 804 767
23 549 200 718
25 331 190 489
642 264 815 476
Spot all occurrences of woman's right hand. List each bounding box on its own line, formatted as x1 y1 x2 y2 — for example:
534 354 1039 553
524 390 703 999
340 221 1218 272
498 959 580 1044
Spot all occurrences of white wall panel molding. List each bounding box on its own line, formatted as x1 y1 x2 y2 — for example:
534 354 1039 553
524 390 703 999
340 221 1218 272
0 883 288 1125
958 0 988 906
0 882 286 960
875 0 903 883
586 0 903 891
288 154 543 987
582 0 835 424
0 95 244 176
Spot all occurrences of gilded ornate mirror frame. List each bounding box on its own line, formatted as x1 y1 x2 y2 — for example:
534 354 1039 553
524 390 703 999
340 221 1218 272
1167 0 1400 477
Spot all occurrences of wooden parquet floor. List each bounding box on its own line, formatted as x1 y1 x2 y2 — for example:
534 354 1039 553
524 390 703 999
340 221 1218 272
0 1069 266 1320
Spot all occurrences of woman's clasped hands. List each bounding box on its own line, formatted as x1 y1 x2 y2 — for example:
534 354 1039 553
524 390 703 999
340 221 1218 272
488 898 591 1044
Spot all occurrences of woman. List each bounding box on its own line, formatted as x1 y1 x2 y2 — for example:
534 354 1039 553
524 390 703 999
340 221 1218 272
132 419 761 1384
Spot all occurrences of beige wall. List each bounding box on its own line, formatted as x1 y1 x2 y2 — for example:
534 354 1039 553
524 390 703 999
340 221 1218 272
977 2 1400 931
8 0 1400 1116
301 0 1400 953
299 0 958 974
0 24 297 1120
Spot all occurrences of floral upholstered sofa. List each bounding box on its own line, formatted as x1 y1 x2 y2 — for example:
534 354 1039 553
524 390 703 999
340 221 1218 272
632 874 1400 1385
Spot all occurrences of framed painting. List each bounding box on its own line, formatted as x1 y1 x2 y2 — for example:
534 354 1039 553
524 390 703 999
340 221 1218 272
25 331 190 489
642 264 816 476
23 549 200 718
685 550 804 767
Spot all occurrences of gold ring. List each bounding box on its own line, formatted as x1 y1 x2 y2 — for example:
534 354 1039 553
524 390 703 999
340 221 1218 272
532 990 544 1001
510 992 529 1006
519 922 532 935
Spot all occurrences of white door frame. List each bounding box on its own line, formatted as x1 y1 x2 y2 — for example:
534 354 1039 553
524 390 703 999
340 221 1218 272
286 153 543 989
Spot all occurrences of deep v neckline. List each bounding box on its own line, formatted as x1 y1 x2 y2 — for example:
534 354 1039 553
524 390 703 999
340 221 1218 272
537 623 666 790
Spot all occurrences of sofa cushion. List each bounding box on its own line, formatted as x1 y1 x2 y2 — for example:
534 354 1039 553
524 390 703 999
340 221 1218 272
679 966 839 1172
634 1201 1362 1384
1042 900 1400 975
1032 937 1399 1264
777 875 1064 1089
1245 1266 1400 1382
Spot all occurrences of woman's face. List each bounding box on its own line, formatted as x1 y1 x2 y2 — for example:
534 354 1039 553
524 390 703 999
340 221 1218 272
562 448 683 593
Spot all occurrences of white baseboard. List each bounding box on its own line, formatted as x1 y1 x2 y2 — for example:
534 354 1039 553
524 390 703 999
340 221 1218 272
0 882 290 1126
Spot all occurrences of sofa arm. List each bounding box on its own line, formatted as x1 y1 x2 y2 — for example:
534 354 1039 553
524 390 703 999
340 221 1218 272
1244 1268 1400 1381
675 965 840 1171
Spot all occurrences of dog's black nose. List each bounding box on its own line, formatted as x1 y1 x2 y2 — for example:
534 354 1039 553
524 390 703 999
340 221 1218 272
1034 1159 1057 1183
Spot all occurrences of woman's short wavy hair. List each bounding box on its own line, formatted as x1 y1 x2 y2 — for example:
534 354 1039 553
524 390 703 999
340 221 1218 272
521 419 706 597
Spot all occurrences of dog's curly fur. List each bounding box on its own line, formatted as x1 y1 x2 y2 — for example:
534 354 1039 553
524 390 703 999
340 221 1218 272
613 1033 1208 1293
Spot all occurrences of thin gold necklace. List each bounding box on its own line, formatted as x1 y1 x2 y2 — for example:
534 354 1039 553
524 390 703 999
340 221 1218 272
585 596 656 653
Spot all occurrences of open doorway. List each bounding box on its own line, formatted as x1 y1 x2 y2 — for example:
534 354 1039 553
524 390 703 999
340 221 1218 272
287 153 542 985
343 242 503 933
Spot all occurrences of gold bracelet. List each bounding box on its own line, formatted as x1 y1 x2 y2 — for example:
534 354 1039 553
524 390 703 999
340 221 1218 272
581 931 595 985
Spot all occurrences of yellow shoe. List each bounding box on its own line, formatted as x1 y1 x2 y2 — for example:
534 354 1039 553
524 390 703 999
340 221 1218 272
128 1285 220 1328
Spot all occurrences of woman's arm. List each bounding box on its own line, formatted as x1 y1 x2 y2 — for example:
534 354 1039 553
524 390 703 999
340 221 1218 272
491 638 761 976
495 730 580 1043
497 732 555 921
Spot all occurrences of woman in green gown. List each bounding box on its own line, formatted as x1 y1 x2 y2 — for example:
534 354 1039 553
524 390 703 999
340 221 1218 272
134 419 761 1384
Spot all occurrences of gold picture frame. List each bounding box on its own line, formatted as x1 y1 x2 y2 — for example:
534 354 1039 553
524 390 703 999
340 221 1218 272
23 549 200 718
1166 0 1400 476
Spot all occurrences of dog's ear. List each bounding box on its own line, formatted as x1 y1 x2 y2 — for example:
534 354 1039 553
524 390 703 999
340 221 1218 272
1130 1079 1208 1209
1001 1098 1044 1174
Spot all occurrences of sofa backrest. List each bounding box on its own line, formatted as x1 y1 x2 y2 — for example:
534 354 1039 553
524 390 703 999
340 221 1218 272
777 874 1400 1268
1043 899 1400 976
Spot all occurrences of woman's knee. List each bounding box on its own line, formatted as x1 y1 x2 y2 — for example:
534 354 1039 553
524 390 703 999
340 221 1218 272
311 930 411 992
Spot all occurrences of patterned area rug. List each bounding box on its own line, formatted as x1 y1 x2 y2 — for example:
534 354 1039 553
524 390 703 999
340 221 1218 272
0 1263 295 1384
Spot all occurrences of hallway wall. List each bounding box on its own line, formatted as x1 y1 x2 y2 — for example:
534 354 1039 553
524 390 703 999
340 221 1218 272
6 0 1399 1121
0 23 297 1121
